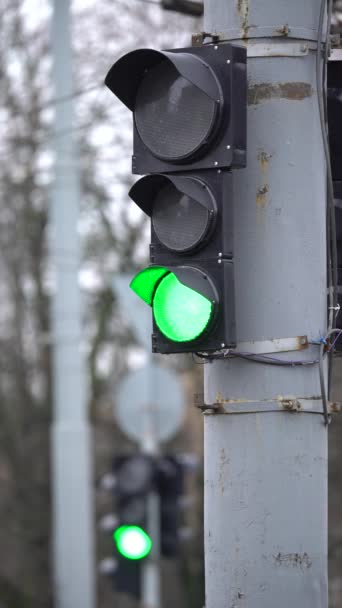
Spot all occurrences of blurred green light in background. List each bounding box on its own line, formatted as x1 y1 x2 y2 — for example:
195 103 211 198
113 525 152 560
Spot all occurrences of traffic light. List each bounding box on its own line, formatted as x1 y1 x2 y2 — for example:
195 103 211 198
328 53 342 349
105 43 247 353
161 0 203 16
105 44 246 174
157 455 185 557
328 53 342 198
111 454 155 598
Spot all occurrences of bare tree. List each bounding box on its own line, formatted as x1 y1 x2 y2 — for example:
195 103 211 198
0 1 201 606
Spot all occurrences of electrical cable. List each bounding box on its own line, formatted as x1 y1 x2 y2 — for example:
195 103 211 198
328 328 342 349
197 326 342 424
318 328 341 424
0 83 106 128
195 350 319 367
319 339 330 424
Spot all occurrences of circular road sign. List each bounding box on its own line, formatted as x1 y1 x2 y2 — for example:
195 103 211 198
115 363 185 443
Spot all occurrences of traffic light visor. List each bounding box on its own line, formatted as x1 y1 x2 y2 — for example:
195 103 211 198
114 525 152 560
129 174 216 253
105 49 222 162
130 266 217 343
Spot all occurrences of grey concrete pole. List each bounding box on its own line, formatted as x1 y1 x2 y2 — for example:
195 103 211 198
50 1 96 607
203 2 328 607
140 358 161 608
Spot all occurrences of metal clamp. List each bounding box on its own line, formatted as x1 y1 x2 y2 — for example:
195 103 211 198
196 397 342 416
236 335 308 355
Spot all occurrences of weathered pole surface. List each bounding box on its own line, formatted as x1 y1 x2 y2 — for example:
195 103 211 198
203 1 328 607
50 1 96 606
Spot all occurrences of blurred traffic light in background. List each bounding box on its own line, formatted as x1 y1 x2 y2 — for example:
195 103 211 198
114 525 152 560
110 454 154 597
157 455 185 557
105 43 247 353
98 452 194 599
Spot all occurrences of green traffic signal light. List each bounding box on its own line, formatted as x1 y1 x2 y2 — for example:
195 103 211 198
153 272 212 342
130 267 214 343
114 525 152 560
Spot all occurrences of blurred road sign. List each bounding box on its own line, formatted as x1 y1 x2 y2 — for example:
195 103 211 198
115 364 185 443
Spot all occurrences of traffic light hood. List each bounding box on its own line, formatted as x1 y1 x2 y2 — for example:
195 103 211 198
104 48 221 111
130 266 218 344
130 265 218 304
129 174 214 217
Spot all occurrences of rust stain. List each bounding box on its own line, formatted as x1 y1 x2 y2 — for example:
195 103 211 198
330 402 342 413
258 150 272 172
274 552 312 569
218 447 229 495
256 184 269 207
295 335 309 350
215 391 224 405
237 0 249 39
248 82 313 105
216 394 250 404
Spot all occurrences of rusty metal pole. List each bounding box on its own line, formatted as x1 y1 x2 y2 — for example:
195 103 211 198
203 1 329 607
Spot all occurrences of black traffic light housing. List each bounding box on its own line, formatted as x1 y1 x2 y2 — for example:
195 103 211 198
105 44 246 174
129 170 233 259
111 454 155 599
105 42 246 354
161 0 203 16
129 170 235 353
328 55 342 198
157 455 185 557
328 55 342 349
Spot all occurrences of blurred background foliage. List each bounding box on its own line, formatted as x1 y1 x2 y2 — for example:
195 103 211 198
0 1 204 606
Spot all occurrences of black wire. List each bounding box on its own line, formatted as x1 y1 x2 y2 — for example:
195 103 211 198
0 84 105 127
195 351 318 367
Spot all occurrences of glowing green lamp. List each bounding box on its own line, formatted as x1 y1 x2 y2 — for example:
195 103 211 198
130 266 214 343
113 525 152 560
